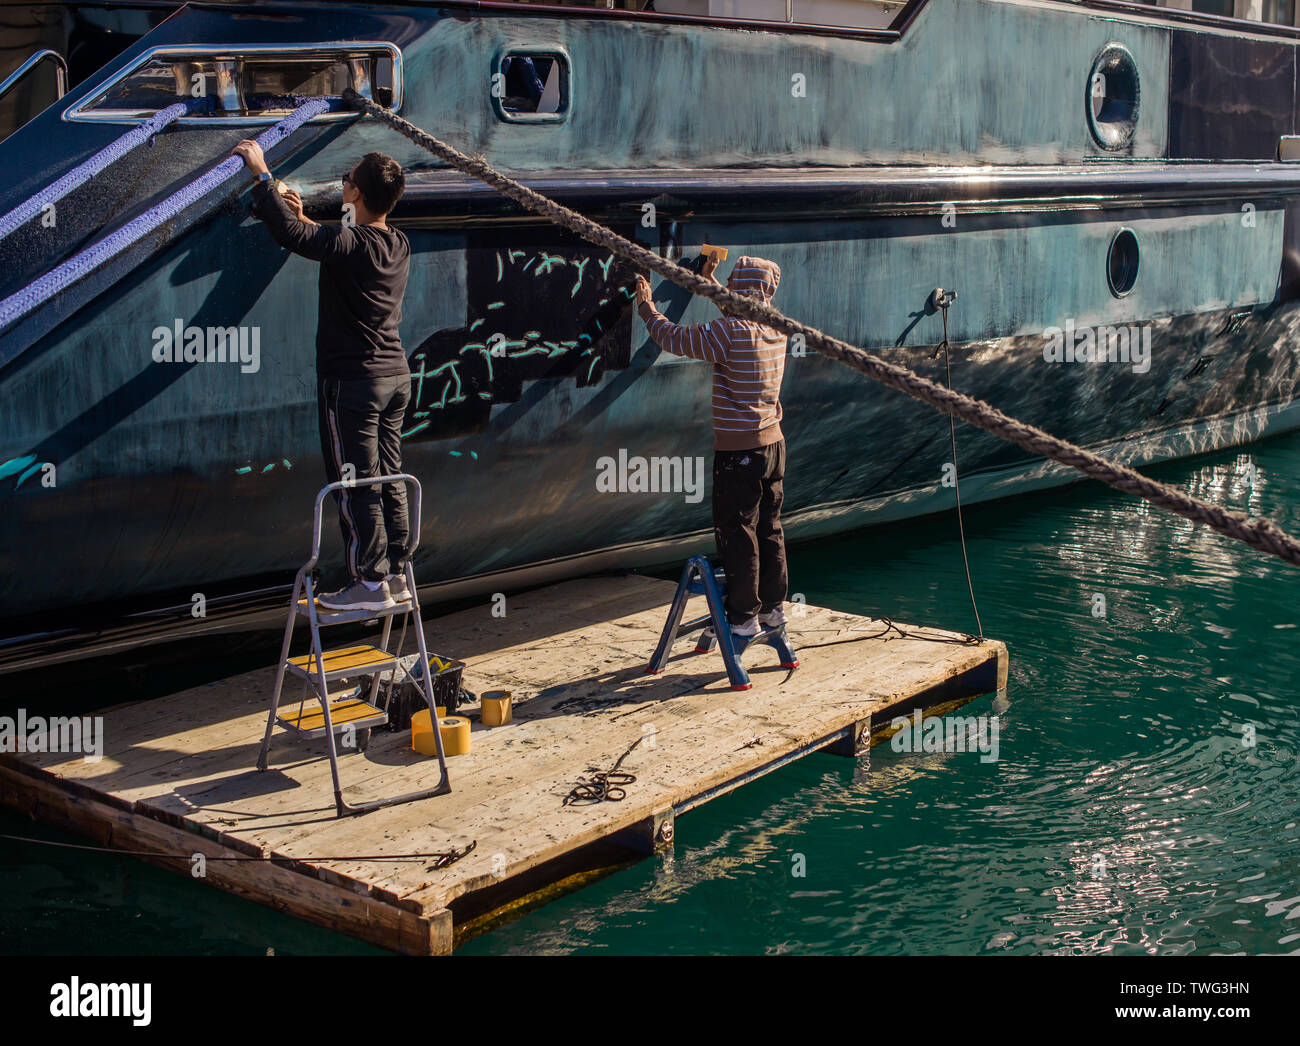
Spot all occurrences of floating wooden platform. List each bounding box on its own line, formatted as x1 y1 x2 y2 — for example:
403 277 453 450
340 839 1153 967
0 575 1006 954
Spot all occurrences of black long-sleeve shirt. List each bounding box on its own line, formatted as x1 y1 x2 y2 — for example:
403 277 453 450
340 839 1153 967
250 181 410 380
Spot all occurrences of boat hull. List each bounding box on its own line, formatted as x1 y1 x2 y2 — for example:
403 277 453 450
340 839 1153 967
3 0 1300 670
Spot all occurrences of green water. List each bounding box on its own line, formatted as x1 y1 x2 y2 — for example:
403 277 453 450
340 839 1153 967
5 432 1300 955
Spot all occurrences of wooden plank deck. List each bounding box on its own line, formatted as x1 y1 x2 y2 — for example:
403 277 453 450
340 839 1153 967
0 575 1007 954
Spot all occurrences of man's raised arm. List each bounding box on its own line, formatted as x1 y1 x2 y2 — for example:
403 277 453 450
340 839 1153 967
233 139 351 262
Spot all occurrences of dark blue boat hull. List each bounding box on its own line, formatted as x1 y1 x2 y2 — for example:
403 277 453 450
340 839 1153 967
3 0 1300 669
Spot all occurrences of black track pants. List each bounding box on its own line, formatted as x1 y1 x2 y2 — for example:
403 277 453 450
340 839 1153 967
317 374 411 582
712 440 788 625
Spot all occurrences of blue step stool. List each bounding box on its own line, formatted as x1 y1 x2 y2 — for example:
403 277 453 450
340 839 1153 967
646 554 799 691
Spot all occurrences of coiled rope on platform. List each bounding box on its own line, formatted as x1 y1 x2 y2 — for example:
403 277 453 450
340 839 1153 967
344 89 1300 569
0 99 204 243
564 735 644 805
0 97 329 335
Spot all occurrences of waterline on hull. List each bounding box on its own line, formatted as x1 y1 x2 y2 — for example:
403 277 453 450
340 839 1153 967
3 397 1295 676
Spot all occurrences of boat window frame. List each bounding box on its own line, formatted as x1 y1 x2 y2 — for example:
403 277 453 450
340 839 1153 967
491 47 571 124
61 41 404 127
1086 42 1141 151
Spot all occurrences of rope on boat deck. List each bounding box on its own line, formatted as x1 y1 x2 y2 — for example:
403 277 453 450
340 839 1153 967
0 98 329 334
0 98 206 243
564 735 644 805
344 89 1300 570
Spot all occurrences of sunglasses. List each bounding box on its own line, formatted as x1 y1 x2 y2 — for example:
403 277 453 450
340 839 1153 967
341 172 356 189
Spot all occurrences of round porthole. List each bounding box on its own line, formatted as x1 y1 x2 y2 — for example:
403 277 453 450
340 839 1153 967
1108 228 1139 297
1087 44 1140 150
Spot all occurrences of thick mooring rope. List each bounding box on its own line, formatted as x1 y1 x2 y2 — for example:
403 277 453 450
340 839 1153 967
349 91 1300 566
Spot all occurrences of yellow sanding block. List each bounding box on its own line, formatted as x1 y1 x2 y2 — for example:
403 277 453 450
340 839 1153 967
700 244 728 263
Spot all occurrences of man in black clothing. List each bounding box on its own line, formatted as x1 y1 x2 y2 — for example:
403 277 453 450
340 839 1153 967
233 141 412 612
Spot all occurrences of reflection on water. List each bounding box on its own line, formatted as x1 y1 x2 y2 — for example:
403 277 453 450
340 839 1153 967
460 434 1300 956
4 435 1300 954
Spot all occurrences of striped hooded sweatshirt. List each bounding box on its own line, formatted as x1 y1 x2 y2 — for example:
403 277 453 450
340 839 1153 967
637 255 786 451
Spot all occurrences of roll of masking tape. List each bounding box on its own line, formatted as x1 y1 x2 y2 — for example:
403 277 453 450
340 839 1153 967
410 707 450 755
481 690 513 727
439 716 471 756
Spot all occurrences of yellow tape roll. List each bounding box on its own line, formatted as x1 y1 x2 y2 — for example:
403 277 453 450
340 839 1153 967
439 716 471 756
481 690 513 727
410 707 450 755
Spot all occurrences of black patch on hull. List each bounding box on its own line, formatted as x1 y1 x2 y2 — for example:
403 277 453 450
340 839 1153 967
1169 30 1297 160
402 227 638 443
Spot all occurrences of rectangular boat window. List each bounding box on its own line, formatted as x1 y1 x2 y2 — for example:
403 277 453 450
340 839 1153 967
242 56 352 106
69 43 401 123
496 52 568 121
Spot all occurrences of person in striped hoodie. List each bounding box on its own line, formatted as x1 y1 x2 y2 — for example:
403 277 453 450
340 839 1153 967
634 254 789 638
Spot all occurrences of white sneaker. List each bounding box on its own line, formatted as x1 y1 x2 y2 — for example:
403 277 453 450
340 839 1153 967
386 573 412 603
699 617 760 644
759 606 787 629
319 578 394 612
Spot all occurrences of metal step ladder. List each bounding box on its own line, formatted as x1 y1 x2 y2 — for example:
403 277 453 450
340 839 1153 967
646 554 799 691
255 473 451 817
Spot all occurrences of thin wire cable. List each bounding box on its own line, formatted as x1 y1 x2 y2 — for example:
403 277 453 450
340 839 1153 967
0 832 476 869
938 302 984 638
